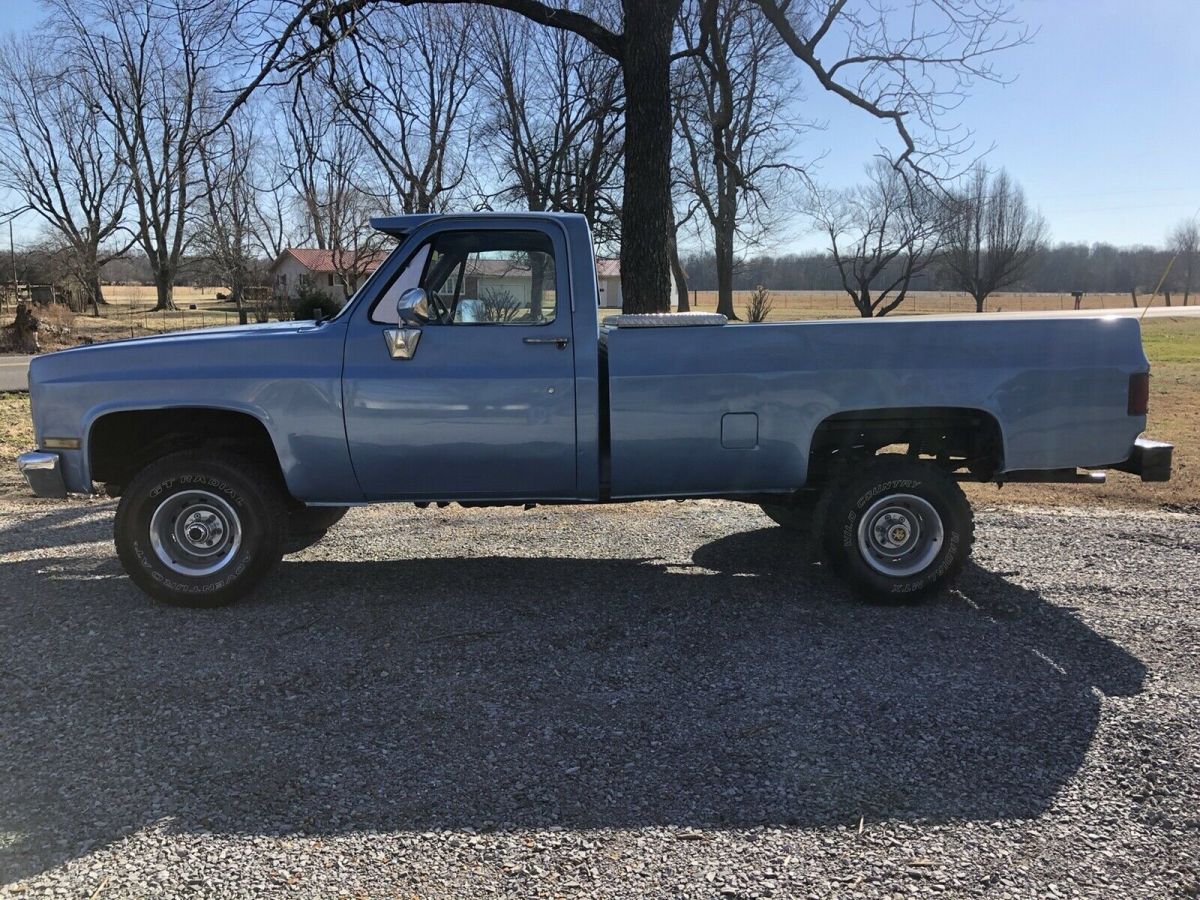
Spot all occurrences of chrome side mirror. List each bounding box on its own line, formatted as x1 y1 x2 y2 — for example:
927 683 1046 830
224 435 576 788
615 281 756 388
397 287 430 325
387 287 428 360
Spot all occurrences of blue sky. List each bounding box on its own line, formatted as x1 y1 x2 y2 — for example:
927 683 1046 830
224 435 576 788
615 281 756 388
799 0 1200 251
2 0 1197 251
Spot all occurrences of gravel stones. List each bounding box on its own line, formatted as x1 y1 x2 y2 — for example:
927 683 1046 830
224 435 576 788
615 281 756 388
1 497 1197 898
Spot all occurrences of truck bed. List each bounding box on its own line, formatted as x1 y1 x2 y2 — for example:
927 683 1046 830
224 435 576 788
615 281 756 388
601 315 1149 498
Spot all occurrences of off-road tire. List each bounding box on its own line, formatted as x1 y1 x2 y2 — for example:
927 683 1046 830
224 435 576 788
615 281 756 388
820 456 973 602
114 450 287 608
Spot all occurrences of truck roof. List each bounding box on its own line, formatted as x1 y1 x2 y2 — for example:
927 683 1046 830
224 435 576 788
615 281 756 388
369 211 586 238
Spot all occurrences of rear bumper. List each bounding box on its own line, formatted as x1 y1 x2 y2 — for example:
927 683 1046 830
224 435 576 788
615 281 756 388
1115 437 1174 482
17 451 67 498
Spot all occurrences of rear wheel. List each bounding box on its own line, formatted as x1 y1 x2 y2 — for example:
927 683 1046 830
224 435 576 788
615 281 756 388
114 450 286 607
819 457 973 602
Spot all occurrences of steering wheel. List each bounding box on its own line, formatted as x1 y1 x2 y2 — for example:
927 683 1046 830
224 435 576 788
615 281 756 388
427 290 451 324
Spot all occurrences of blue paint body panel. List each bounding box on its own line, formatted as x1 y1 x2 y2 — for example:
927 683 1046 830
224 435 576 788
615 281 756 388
602 315 1147 498
28 320 361 502
22 212 1150 504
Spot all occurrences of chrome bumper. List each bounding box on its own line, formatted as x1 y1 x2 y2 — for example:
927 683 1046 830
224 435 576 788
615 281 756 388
17 451 67 498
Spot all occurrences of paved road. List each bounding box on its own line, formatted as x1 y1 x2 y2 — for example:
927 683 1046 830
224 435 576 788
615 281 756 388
0 356 29 392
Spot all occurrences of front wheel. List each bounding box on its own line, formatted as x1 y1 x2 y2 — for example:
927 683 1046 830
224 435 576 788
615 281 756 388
820 457 973 602
114 450 287 607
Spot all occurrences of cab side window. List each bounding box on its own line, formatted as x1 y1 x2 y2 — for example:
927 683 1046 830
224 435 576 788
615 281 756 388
421 230 557 325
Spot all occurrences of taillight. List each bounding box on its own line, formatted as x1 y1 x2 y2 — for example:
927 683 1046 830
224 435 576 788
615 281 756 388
1128 373 1150 416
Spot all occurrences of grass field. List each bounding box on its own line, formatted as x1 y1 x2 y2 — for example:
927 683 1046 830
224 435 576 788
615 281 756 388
1 316 1196 510
688 289 1181 320
1 286 265 351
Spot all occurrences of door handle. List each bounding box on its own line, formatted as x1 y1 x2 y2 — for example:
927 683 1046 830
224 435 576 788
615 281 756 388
523 336 570 349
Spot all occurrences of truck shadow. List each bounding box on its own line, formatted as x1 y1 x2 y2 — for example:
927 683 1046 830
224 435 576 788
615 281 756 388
0 511 1146 882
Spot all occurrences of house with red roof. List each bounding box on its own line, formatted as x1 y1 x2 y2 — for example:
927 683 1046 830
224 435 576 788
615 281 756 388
269 248 391 304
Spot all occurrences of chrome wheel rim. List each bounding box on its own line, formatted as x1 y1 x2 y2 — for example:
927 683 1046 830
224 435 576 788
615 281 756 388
148 490 243 577
856 493 943 577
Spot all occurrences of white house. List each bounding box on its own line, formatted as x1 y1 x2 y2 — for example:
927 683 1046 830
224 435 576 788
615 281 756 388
595 258 622 309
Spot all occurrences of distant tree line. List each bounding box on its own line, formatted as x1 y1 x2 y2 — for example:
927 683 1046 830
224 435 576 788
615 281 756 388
683 239 1188 301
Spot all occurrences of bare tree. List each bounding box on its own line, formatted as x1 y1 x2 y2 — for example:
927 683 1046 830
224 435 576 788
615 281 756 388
755 0 1028 173
249 151 299 265
244 106 303 264
1168 217 1198 307
317 5 481 214
241 0 678 312
479 7 624 247
0 38 131 309
276 82 387 297
673 0 802 320
53 0 222 311
939 165 1046 312
196 114 261 323
229 0 1026 312
810 160 943 317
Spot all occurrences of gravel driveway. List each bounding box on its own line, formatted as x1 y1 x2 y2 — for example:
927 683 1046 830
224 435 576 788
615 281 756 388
1 496 1198 898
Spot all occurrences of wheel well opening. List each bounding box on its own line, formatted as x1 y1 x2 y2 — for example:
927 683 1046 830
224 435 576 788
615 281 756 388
808 407 1004 486
89 408 284 495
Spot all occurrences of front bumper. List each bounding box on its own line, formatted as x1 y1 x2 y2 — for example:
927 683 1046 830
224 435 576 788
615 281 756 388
17 451 68 498
1115 437 1174 482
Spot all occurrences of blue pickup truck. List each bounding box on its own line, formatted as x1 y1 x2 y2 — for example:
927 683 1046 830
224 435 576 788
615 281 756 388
19 213 1172 606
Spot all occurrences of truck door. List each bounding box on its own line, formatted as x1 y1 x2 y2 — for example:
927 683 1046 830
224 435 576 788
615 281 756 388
342 225 578 501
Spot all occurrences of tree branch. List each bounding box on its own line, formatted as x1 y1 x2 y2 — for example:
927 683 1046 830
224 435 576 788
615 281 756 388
312 0 624 59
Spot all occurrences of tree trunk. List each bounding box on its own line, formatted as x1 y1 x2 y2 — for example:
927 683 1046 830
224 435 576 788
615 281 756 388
714 227 738 320
530 253 546 320
974 292 987 313
80 274 103 316
1164 290 1172 307
153 275 177 312
230 271 249 325
617 0 680 314
669 232 689 311
1130 288 1139 308
9 301 40 352
857 288 873 317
